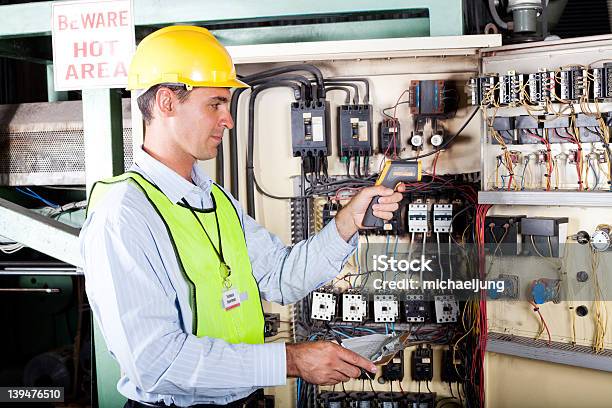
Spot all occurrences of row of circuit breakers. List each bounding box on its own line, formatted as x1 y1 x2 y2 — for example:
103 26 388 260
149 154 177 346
318 346 462 406
469 64 612 106
323 202 455 234
293 80 452 158
319 390 436 408
311 292 460 324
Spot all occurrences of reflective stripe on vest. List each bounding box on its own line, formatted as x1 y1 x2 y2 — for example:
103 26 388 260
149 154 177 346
87 171 264 344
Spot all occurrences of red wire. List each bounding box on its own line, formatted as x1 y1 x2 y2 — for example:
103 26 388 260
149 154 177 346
530 300 552 345
432 151 441 180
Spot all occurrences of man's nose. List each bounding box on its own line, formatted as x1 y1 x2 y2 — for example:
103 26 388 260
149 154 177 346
220 110 234 130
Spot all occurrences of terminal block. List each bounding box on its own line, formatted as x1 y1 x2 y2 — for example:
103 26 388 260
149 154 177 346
499 71 524 106
433 204 453 233
469 75 497 106
559 67 588 101
593 63 612 100
322 202 341 227
373 294 399 323
527 69 555 106
311 291 337 321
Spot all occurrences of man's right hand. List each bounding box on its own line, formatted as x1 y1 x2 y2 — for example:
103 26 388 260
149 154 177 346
286 341 377 385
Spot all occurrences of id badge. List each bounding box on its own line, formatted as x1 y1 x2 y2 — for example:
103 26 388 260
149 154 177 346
222 288 241 311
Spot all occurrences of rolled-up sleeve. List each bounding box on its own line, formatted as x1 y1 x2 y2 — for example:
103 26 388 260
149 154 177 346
238 209 357 305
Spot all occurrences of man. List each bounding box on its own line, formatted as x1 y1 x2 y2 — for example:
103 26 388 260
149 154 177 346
81 26 403 408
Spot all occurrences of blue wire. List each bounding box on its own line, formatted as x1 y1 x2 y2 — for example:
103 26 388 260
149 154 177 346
16 187 60 208
334 325 378 334
296 378 301 405
332 329 352 339
385 324 389 335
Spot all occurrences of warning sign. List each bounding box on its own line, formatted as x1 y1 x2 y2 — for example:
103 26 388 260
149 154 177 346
51 0 135 91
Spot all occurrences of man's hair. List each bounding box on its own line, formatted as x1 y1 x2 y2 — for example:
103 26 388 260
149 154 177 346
137 84 192 124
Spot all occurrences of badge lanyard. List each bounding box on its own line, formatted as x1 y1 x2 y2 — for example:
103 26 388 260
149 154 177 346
181 198 232 289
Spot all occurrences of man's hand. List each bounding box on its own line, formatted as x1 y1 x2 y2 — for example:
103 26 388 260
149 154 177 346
286 341 377 385
335 185 405 241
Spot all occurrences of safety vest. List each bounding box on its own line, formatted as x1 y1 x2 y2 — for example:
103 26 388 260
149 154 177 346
87 171 264 344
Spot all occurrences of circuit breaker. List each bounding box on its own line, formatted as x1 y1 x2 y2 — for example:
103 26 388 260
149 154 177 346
433 204 453 233
379 118 401 155
338 104 373 157
290 100 330 157
411 345 434 381
408 204 429 233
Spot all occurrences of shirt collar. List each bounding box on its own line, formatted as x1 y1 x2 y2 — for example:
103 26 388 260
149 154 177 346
133 146 213 204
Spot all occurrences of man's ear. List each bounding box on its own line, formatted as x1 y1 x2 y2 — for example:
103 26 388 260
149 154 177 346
154 87 176 118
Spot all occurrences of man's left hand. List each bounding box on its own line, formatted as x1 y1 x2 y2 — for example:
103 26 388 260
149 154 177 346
334 185 405 241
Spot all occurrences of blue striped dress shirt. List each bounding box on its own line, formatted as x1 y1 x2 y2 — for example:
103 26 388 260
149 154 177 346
79 147 357 406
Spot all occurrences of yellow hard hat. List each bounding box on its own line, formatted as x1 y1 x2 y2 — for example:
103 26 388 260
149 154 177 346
127 25 248 90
